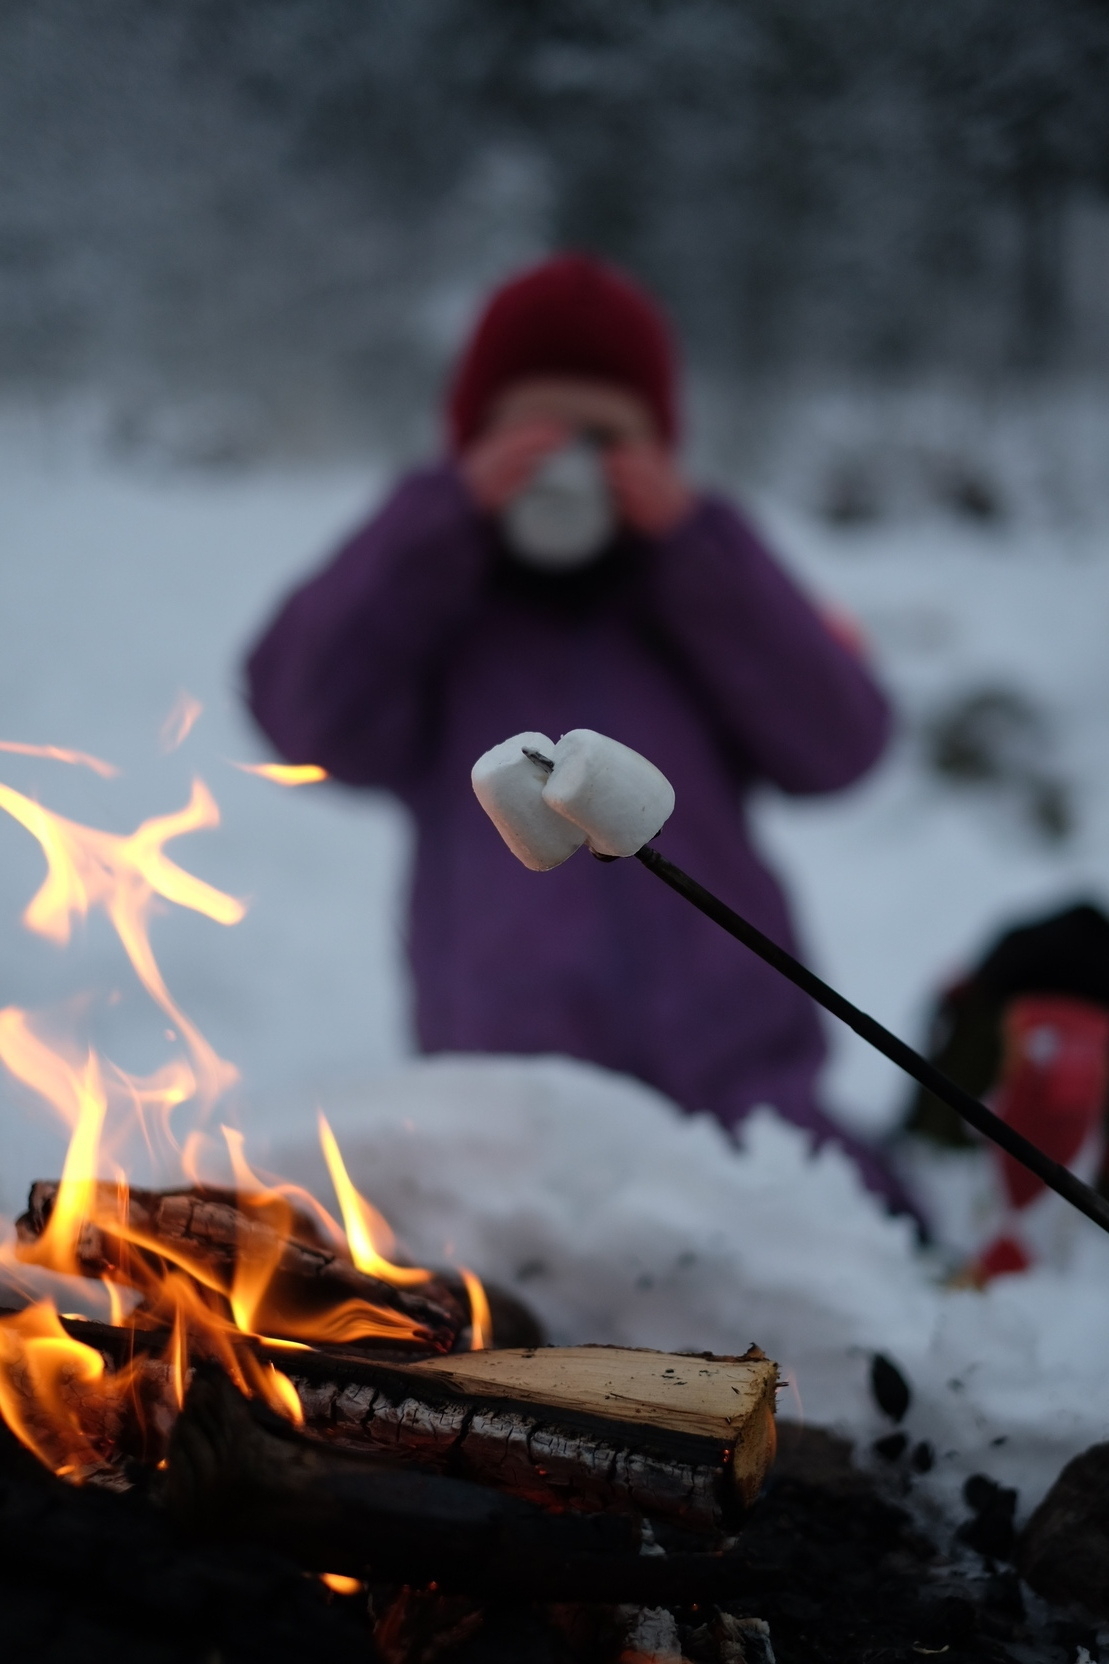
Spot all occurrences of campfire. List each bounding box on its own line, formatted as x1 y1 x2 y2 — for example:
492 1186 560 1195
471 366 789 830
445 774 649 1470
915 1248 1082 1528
0 764 472 1461
0 751 782 1662
1 729 1104 1664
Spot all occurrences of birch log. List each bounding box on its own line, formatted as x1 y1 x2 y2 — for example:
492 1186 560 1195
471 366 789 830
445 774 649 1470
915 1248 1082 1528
284 1342 778 1529
15 1313 777 1529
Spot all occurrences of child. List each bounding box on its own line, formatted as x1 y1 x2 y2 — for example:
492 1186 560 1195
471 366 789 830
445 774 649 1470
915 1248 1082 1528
246 255 899 1201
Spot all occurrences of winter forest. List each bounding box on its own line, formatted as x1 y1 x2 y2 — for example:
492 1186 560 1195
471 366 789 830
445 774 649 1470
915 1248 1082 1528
4 4 1109 1657
4 0 1109 442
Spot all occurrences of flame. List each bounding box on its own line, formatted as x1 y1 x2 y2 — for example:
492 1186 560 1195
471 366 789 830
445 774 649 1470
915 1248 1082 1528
0 740 118 778
0 1008 100 1133
318 1114 430 1288
169 1292 188 1409
321 1573 363 1596
265 1365 304 1425
0 765 454 1483
460 1267 491 1351
159 693 203 754
232 762 328 786
217 1126 430 1347
33 1054 108 1278
0 1302 108 1475
0 778 242 1111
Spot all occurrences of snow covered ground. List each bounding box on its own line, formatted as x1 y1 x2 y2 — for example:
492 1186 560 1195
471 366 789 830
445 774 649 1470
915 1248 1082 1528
1 390 1109 1524
272 1053 1109 1532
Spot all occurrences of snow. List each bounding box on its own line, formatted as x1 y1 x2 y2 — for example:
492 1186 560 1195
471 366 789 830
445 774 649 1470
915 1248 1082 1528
2 394 1109 1525
268 1053 1109 1528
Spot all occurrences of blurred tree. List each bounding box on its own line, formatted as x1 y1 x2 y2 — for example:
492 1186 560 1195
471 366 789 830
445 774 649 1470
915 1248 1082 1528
0 0 1107 434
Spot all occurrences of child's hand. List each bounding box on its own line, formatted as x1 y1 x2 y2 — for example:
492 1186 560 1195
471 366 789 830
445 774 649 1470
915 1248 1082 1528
460 420 569 511
603 441 695 537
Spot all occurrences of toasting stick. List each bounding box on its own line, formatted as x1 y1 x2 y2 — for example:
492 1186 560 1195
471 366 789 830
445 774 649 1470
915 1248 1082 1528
472 729 1109 1238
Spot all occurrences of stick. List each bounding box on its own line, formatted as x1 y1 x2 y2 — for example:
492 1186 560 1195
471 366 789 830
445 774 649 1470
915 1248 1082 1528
634 844 1109 1237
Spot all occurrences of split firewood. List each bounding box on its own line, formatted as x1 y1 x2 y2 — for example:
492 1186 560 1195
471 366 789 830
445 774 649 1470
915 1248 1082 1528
30 1314 776 1530
281 1341 778 1530
162 1365 767 1603
16 1181 465 1354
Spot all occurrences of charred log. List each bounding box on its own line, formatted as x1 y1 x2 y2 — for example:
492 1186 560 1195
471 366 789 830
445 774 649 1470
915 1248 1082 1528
163 1366 769 1603
17 1313 776 1530
17 1180 465 1354
282 1342 778 1531
0 1412 373 1662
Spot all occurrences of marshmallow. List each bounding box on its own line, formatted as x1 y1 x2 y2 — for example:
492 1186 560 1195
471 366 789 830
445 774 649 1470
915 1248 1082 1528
471 732 586 871
542 729 675 858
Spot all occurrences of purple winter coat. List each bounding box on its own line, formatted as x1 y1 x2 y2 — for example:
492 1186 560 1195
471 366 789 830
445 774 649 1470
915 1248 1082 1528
246 463 890 1154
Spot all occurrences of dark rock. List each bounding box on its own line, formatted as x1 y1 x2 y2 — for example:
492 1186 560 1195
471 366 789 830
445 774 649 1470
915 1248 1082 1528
915 1593 977 1649
981 1570 1026 1634
1018 1441 1109 1617
959 1473 1018 1562
772 1426 860 1489
911 1440 935 1473
872 1432 909 1463
870 1353 911 1422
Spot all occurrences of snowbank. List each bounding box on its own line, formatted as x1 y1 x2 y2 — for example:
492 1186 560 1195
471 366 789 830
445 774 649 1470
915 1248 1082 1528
273 1052 1109 1527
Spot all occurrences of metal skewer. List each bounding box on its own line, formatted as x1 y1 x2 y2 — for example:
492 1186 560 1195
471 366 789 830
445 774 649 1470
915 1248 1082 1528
633 843 1109 1238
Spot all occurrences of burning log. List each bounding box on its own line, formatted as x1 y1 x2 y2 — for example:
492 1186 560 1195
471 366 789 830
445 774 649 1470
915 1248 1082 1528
281 1342 778 1531
24 1314 776 1530
163 1365 769 1603
16 1181 466 1355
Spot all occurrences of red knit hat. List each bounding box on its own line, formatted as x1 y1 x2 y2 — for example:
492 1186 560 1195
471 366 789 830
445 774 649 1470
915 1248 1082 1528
447 254 679 452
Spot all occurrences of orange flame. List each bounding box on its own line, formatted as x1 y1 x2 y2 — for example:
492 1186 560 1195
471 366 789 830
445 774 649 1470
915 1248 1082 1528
321 1573 363 1596
0 741 118 778
159 693 203 754
0 778 242 1111
32 1055 107 1279
460 1268 491 1351
232 762 328 786
0 1302 108 1475
0 766 458 1482
318 1114 430 1288
265 1365 304 1425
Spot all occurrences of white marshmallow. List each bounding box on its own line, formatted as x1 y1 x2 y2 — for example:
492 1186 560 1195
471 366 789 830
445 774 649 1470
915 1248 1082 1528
471 732 586 871
542 729 675 858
